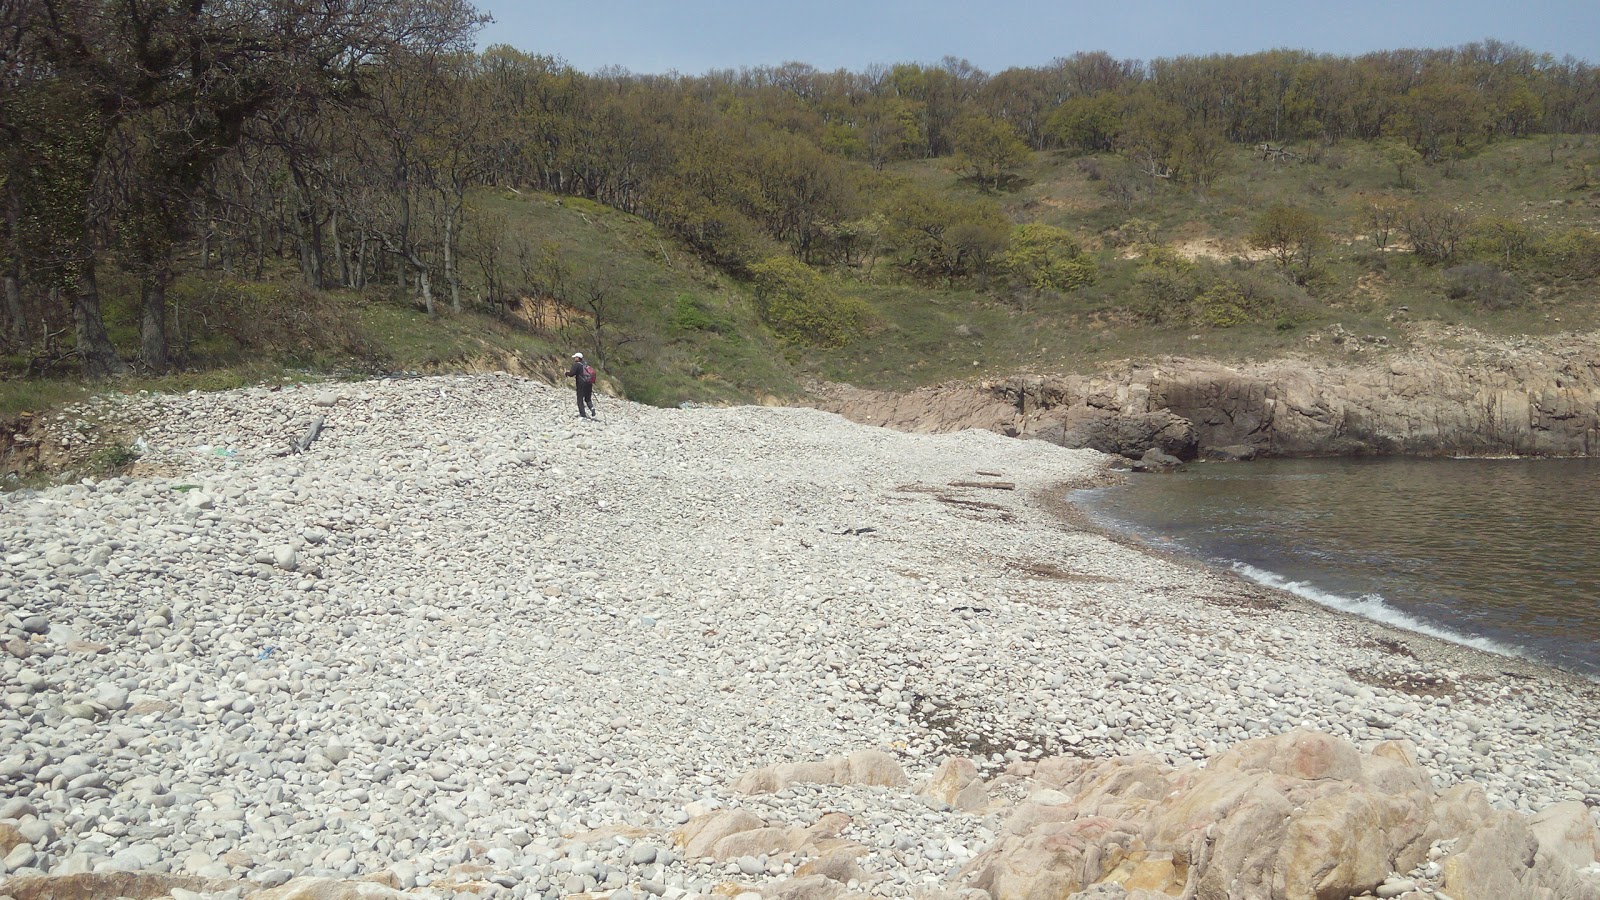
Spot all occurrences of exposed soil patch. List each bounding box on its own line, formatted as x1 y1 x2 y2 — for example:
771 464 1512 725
2 408 144 487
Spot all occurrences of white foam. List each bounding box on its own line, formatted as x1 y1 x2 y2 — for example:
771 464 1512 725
1231 562 1536 663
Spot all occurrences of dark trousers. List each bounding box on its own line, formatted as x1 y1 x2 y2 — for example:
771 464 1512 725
576 381 595 416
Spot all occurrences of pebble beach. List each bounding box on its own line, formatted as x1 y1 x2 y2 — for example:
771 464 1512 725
2 373 1598 897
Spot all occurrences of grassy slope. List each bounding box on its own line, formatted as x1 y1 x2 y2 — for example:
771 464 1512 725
5 136 1599 418
810 136 1600 390
0 192 805 417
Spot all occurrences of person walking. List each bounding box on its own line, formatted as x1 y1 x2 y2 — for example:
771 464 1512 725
565 352 598 419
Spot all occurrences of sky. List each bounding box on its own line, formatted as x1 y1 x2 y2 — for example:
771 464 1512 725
472 0 1599 75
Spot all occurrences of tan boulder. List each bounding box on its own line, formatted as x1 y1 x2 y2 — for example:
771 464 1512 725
714 826 807 860
1271 785 1430 900
251 877 415 900
0 822 27 854
844 750 908 788
1528 800 1600 872
0 873 236 900
1218 728 1363 782
797 853 871 885
1438 810 1543 900
960 730 1600 900
734 750 907 795
680 809 768 859
761 873 847 900
921 758 990 812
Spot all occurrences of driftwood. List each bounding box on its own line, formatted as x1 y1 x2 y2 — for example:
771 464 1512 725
292 415 325 454
949 480 1017 491
1258 142 1302 162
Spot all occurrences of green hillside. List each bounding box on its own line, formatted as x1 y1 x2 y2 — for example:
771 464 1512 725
7 132 1600 421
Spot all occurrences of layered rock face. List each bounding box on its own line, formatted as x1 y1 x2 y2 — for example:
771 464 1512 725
953 730 1600 900
816 333 1600 459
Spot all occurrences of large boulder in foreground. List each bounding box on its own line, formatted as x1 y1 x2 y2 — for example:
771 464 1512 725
957 729 1600 900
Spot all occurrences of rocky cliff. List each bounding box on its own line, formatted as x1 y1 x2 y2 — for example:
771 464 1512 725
814 330 1600 459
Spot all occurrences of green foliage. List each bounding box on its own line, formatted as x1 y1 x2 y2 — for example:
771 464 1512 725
1248 205 1324 274
1194 280 1253 327
1047 95 1121 154
86 443 142 476
1002 224 1097 294
172 278 371 362
748 256 869 347
882 185 1011 282
1128 248 1201 324
671 294 729 333
951 115 1029 190
1465 217 1536 268
1538 227 1600 279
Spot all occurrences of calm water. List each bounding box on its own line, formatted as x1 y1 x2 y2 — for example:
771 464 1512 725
1071 457 1600 678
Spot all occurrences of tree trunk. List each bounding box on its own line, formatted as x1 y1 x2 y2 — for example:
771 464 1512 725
330 211 346 287
444 215 460 313
297 220 322 288
71 261 126 378
2 272 26 349
417 260 434 317
140 269 172 373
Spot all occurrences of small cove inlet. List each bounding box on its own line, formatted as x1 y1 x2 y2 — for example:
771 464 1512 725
1070 456 1600 679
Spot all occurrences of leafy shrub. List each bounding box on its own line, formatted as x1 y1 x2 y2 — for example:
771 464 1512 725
1194 281 1251 327
1465 217 1535 268
1539 228 1600 279
1442 263 1525 310
1101 219 1157 250
1002 224 1097 295
1127 248 1200 324
748 257 869 347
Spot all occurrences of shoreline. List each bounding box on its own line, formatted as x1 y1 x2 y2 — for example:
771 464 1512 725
1050 466 1600 690
1 374 1597 895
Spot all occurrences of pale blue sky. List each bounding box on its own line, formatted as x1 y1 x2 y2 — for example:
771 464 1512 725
473 0 1598 75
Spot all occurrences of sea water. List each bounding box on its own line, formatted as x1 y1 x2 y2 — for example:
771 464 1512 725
1071 457 1600 678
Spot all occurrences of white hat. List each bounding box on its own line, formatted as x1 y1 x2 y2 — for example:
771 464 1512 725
572 352 583 359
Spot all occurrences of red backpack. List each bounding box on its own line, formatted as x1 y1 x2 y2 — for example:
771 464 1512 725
579 363 596 384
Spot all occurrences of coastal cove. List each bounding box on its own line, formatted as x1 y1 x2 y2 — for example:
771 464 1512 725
1071 456 1600 679
1 376 1598 899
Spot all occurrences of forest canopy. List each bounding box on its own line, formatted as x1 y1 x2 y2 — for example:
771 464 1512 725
3 2 1598 377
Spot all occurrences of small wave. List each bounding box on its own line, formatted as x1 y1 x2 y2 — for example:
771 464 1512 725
1231 563 1537 663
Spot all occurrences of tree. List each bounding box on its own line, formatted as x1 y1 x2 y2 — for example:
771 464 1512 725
1249 205 1324 275
748 256 866 347
1359 195 1405 249
10 0 486 374
1401 203 1471 263
1002 224 1096 296
1047 94 1121 154
1381 140 1423 189
952 115 1029 190
882 185 1011 283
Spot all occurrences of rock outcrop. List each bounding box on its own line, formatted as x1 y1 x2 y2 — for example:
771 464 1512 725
954 729 1600 900
814 331 1600 459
